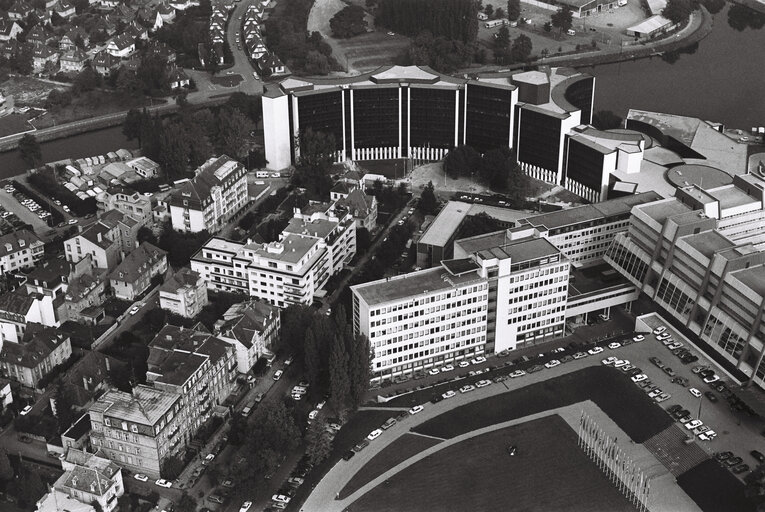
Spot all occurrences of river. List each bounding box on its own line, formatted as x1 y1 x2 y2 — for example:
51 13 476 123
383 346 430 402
0 126 138 181
586 3 765 129
0 5 761 180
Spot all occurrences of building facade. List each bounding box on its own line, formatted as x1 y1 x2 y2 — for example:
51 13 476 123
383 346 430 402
215 300 280 373
0 229 44 276
0 329 71 388
159 268 208 318
167 156 248 234
108 242 168 301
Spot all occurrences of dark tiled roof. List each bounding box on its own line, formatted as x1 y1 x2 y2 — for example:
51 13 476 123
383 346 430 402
0 229 41 258
108 242 167 285
218 300 278 349
0 328 69 369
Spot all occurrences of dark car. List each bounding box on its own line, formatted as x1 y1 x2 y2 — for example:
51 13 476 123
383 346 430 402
733 464 750 474
725 457 744 467
716 451 733 461
342 451 355 461
699 369 715 378
705 391 718 402
751 450 765 463
681 355 699 364
663 367 676 377
673 409 691 420
527 365 543 373
667 404 683 414
431 395 444 404
649 357 665 369
18 435 32 444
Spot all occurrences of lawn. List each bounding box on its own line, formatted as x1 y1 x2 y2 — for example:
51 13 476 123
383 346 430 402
351 416 636 512
338 432 442 499
211 74 244 87
677 459 755 512
0 114 34 138
410 366 673 443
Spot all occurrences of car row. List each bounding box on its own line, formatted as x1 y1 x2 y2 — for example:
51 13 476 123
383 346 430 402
715 451 750 475
427 356 487 375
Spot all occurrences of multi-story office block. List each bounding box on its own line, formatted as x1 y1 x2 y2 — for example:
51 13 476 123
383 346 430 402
605 173 765 388
168 156 248 234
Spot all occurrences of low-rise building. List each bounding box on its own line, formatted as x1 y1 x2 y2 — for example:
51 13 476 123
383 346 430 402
0 290 57 344
334 187 378 232
43 448 124 512
108 242 168 301
99 186 155 224
215 300 280 373
0 328 71 388
159 268 208 318
0 377 12 409
64 210 142 270
0 229 44 276
167 155 248 234
125 157 160 179
106 33 134 58
59 48 89 73
0 20 23 42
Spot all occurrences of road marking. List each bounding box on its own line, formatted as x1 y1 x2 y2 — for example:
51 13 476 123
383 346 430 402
407 431 445 442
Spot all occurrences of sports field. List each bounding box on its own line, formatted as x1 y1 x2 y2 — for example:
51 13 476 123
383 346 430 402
339 432 442 499
410 366 672 443
352 416 636 512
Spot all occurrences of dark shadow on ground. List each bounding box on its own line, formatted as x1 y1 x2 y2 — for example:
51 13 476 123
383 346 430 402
677 459 755 512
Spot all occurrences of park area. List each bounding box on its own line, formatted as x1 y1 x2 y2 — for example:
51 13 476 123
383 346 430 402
351 416 636 512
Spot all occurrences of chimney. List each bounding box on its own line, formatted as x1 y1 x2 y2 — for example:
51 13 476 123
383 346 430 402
97 232 102 243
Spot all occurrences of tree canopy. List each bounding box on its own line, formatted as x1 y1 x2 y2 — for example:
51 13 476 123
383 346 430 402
377 0 479 42
18 134 42 168
406 30 473 74
662 0 693 24
419 180 438 215
506 0 521 20
330 5 368 38
551 5 574 33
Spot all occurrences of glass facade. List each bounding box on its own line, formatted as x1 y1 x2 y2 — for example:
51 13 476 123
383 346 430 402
563 77 594 125
517 108 562 171
465 84 513 153
353 87 399 149
564 138 606 190
297 91 344 151
409 87 456 148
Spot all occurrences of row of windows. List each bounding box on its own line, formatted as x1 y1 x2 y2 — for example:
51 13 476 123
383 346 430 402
373 325 486 349
509 285 567 304
369 285 487 316
371 314 486 339
375 336 486 369
370 301 485 327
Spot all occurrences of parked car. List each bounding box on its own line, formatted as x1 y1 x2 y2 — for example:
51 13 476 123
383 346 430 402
155 479 172 488
273 370 283 381
633 334 645 342
409 405 424 415
134 474 149 482
20 405 32 416
705 391 718 402
588 347 604 355
544 360 561 369
442 390 456 399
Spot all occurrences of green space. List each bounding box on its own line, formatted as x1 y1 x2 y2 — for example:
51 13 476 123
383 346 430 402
411 367 672 443
0 114 33 138
339 432 442 499
351 416 635 512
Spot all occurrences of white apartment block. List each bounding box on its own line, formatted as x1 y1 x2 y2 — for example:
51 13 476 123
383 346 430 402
353 232 570 382
168 155 248 234
159 268 208 318
100 186 155 224
0 230 43 276
191 209 356 307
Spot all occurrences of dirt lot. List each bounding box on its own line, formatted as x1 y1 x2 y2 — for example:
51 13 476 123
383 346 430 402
0 75 68 105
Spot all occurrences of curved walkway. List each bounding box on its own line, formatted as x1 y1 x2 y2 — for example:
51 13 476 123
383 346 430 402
303 398 701 512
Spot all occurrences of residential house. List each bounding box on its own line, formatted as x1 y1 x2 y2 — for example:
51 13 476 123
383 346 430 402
32 43 59 72
0 40 19 61
125 157 160 179
159 268 208 318
111 4 136 23
0 20 23 42
123 21 149 41
61 413 91 453
64 210 142 270
26 26 49 46
256 52 286 76
91 16 118 35
214 300 280 373
8 1 32 21
145 40 175 64
246 35 267 59
0 328 72 388
59 27 89 51
108 242 167 301
59 351 117 411
334 187 378 231
0 378 12 409
51 0 76 18
0 229 44 276
0 290 58 344
168 67 189 89
100 186 155 223
136 8 163 31
106 33 135 58
63 261 108 325
92 50 120 75
59 48 89 73
156 3 176 23
169 0 199 10
47 449 124 512
167 155 249 234
97 0 120 10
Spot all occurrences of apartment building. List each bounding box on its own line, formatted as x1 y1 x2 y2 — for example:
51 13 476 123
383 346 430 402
167 155 248 234
605 174 765 389
215 300 280 373
100 186 155 223
0 290 57 344
0 229 43 276
64 210 141 270
352 231 569 381
514 191 662 268
108 242 168 301
88 385 184 479
191 207 356 307
159 268 208 318
39 449 124 512
0 329 71 388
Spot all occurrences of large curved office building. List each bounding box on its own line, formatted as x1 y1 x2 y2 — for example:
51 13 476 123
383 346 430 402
261 65 595 182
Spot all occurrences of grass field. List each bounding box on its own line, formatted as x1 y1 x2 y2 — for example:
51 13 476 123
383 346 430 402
352 416 635 512
339 432 442 499
0 114 33 138
677 459 755 512
410 366 672 444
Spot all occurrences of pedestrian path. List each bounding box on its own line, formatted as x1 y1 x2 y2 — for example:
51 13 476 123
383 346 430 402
644 425 709 477
407 431 445 442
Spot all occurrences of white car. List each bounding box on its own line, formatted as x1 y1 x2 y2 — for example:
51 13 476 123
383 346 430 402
633 334 645 342
648 389 662 398
689 387 702 398
667 342 683 350
654 393 670 403
509 370 526 378
129 305 140 315
273 370 283 380
202 453 215 465
272 494 291 504
685 420 703 430
470 356 487 365
316 400 326 410
608 342 621 349
20 405 32 415
458 361 470 368
544 360 560 369
442 390 456 399
440 364 455 373
155 479 172 488
308 409 319 421
699 430 717 441
588 347 604 355
459 384 475 393
68 219 78 224
601 356 618 366
703 374 720 384
653 326 667 335
631 374 648 383
367 429 383 440
134 474 149 482
657 333 672 341
240 502 253 512
613 359 630 368
573 352 588 359
409 405 424 415
475 379 491 388
284 357 293 366
428 368 440 376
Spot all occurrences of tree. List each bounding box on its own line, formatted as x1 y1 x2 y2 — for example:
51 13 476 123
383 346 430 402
480 148 511 190
510 33 532 63
0 447 13 483
543 21 552 32
305 421 333 465
506 156 529 207
304 50 330 75
494 7 505 18
176 493 197 512
18 134 41 168
54 382 75 433
137 226 158 245
328 334 350 413
444 145 481 178
551 6 574 33
16 467 45 509
160 455 184 480
123 108 145 142
280 305 315 357
330 5 368 38
216 107 255 159
662 0 693 24
297 127 336 170
592 110 623 130
243 401 300 481
377 0 479 42
158 124 190 181
419 180 438 215
494 26 510 50
507 0 521 20
348 333 370 409
304 329 321 390
484 3 494 17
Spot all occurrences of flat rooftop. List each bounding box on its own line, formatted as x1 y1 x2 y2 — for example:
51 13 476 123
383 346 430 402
731 265 765 297
283 217 337 240
637 200 692 224
418 201 472 247
568 263 632 297
476 237 561 264
680 230 735 259
353 266 482 306
708 185 757 210
248 233 320 264
612 159 677 198
454 230 510 256
205 237 244 254
467 204 528 224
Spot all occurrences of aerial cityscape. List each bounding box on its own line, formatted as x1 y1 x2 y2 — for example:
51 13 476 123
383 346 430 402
0 0 762 510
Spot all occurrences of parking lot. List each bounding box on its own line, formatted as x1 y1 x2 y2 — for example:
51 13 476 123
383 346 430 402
0 184 51 232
